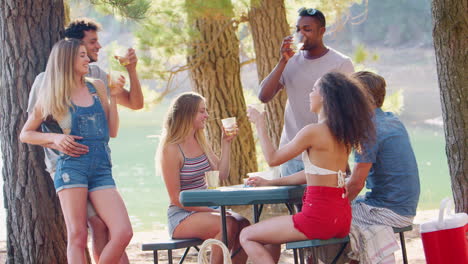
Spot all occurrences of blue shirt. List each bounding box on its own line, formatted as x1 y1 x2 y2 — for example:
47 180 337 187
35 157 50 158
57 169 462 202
354 108 420 216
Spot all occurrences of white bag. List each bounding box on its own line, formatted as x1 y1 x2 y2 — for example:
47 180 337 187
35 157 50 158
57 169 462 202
197 239 232 264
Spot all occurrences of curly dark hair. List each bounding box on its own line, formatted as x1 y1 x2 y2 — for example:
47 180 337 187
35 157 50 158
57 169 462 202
64 18 102 40
319 72 375 153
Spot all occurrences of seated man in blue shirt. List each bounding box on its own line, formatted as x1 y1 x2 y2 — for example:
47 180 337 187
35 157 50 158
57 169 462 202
348 71 420 226
346 71 420 262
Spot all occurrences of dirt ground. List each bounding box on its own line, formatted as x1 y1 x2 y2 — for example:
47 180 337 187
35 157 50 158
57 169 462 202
0 209 435 263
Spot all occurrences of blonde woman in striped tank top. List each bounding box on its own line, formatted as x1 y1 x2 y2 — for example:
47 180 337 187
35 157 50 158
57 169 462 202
157 92 250 264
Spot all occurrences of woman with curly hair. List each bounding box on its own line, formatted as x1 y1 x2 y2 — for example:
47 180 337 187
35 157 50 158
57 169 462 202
240 72 375 264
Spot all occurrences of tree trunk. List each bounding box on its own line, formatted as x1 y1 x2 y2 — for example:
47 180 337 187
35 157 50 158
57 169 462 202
186 0 257 185
432 0 468 213
0 1 68 263
248 0 289 148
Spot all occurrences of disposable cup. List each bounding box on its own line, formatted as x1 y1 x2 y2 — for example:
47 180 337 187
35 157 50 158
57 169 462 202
221 117 237 136
115 55 130 66
114 47 130 66
205 171 220 189
107 73 120 92
243 178 251 187
292 32 305 52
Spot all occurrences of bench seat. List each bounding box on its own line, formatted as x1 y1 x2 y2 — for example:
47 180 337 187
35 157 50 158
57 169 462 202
142 238 203 264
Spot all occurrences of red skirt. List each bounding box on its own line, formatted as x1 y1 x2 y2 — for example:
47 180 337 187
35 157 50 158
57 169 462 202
292 186 351 240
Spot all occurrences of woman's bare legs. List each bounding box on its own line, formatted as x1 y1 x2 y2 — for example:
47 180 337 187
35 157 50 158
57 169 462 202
58 187 88 264
88 214 108 262
240 215 307 264
174 211 250 264
89 188 133 264
88 214 130 264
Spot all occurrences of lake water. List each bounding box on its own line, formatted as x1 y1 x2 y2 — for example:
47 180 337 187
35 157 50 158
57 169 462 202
0 103 452 234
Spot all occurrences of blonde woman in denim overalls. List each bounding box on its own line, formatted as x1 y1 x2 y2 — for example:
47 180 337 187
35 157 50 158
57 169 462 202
20 39 132 264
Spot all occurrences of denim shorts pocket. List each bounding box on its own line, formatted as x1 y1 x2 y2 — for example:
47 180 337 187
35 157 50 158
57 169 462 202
77 113 105 137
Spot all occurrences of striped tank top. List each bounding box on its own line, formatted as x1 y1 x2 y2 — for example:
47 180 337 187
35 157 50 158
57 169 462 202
178 145 211 191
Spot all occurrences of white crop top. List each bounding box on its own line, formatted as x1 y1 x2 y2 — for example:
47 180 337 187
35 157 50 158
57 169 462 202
302 151 345 188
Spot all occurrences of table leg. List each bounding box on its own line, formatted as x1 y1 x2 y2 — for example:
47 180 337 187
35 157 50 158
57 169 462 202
285 203 295 215
253 204 264 223
221 205 228 247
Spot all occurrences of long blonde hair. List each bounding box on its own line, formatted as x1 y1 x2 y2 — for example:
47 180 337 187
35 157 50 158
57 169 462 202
37 38 83 121
157 92 212 166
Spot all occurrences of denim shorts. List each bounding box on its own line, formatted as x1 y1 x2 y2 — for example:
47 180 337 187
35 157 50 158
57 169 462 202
167 205 221 238
54 143 115 193
167 205 196 238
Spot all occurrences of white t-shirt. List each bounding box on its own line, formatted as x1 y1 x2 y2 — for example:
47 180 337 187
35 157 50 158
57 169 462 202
27 65 109 174
279 47 355 160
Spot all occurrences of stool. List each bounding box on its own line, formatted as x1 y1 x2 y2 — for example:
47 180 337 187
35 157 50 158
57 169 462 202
393 225 412 264
142 238 203 264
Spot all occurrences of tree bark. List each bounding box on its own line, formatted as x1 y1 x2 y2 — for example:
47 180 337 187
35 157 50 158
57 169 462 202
248 0 289 148
186 0 258 185
0 0 68 263
432 0 468 213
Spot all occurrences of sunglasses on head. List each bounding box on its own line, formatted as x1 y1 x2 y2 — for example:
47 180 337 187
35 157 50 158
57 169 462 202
298 7 318 16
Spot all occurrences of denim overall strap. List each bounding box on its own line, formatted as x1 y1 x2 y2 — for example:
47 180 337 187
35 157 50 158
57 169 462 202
68 82 110 143
85 81 97 94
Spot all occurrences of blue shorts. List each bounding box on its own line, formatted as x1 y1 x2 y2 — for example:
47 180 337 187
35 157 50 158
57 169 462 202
54 143 115 193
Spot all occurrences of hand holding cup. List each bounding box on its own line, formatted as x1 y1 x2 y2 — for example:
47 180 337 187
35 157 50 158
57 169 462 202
114 48 138 70
245 175 269 187
280 35 295 61
247 106 265 126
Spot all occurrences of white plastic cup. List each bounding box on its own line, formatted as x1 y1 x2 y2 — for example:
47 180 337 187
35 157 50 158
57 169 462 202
114 47 130 66
221 117 237 136
292 32 305 52
205 171 220 189
243 178 251 187
107 73 120 92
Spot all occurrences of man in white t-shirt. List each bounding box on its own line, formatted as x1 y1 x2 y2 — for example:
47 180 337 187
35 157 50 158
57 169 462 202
28 18 143 264
258 8 354 177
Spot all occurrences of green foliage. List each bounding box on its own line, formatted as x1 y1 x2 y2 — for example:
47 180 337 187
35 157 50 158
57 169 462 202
382 89 404 115
89 0 151 20
185 0 235 19
351 43 379 74
353 43 378 64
